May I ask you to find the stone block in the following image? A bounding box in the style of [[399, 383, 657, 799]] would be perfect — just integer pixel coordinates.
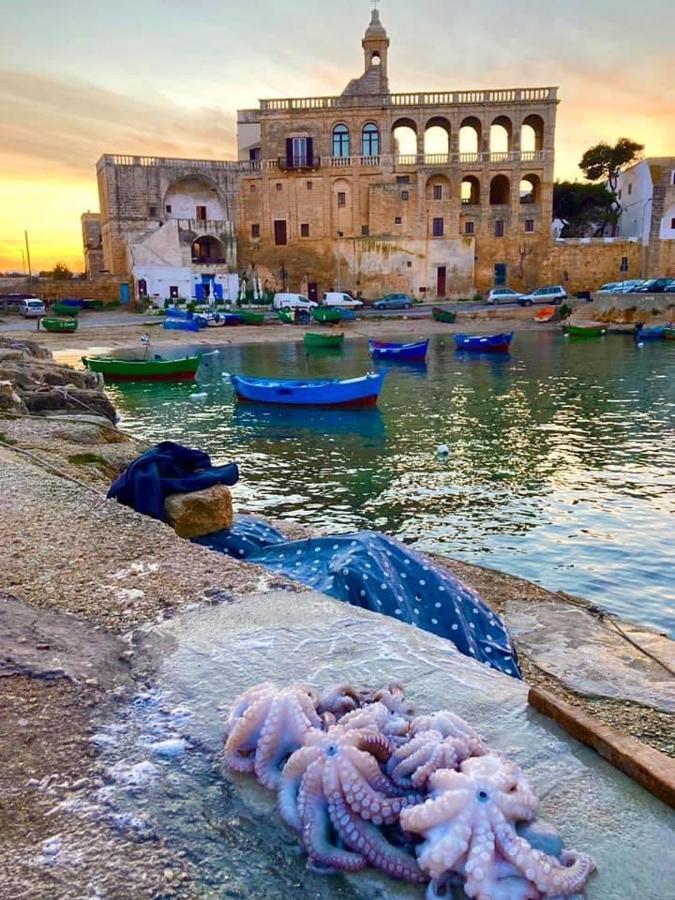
[[164, 484, 234, 538]]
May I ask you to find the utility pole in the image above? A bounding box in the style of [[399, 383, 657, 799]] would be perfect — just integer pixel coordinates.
[[24, 230, 33, 281]]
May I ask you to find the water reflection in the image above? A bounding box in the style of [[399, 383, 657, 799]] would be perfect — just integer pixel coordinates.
[[110, 333, 675, 635]]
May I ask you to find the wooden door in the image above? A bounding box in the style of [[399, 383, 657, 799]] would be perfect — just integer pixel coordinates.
[[436, 266, 447, 297], [308, 282, 318, 302]]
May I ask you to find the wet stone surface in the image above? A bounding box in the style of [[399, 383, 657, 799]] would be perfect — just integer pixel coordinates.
[[91, 591, 675, 900]]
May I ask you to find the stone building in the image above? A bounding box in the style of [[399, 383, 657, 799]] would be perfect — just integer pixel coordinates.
[[95, 154, 242, 300], [616, 157, 675, 278], [236, 9, 558, 298], [81, 212, 105, 278]]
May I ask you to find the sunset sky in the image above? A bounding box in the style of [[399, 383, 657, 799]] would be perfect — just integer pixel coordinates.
[[1, 0, 673, 272]]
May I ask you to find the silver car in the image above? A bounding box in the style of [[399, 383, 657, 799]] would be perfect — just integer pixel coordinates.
[[19, 298, 46, 318], [486, 287, 523, 305]]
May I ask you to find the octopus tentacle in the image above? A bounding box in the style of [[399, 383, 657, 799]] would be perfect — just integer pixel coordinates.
[[495, 818, 595, 897], [223, 703, 264, 772], [278, 745, 319, 831], [463, 821, 497, 898], [415, 810, 475, 880], [337, 755, 405, 826], [329, 792, 426, 883], [299, 758, 366, 872], [254, 697, 320, 789], [353, 730, 393, 763], [401, 782, 470, 833]]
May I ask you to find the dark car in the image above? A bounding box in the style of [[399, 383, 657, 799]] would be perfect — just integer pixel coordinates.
[[372, 293, 413, 310], [630, 278, 675, 293]]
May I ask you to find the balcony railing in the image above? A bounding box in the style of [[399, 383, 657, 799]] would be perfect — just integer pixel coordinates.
[[243, 149, 547, 174], [277, 155, 322, 171], [259, 87, 558, 112]]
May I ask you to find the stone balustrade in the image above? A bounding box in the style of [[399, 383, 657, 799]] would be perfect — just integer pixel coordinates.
[[260, 87, 558, 112]]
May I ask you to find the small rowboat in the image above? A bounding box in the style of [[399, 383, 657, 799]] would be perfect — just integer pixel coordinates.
[[664, 328, 675, 341], [432, 307, 456, 323], [454, 332, 513, 353], [304, 332, 344, 349], [52, 302, 79, 317], [564, 324, 607, 338], [163, 318, 200, 332], [238, 310, 266, 326], [634, 325, 665, 341], [277, 309, 294, 325], [230, 371, 385, 408], [369, 338, 429, 361], [312, 307, 343, 325], [534, 306, 556, 323], [40, 317, 78, 333], [82, 354, 201, 382]]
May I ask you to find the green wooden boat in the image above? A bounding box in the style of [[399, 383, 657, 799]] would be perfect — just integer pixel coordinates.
[[52, 302, 79, 317], [82, 354, 201, 382], [663, 327, 675, 341], [312, 307, 342, 324], [303, 331, 344, 349], [564, 324, 607, 338], [277, 309, 294, 324], [238, 309, 266, 326], [41, 317, 78, 333], [432, 306, 456, 323]]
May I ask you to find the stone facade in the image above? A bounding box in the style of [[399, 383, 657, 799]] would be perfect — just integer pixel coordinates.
[[236, 9, 557, 298], [541, 239, 643, 294], [80, 212, 105, 278], [96, 155, 243, 282]]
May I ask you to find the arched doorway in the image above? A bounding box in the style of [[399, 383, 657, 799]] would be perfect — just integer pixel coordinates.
[[192, 235, 226, 264]]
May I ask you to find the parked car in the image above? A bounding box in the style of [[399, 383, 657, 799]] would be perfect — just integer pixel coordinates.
[[372, 293, 413, 310], [597, 280, 645, 294], [629, 278, 675, 293], [517, 285, 567, 306], [19, 297, 46, 318], [323, 291, 364, 309], [486, 287, 523, 305], [272, 292, 318, 310]]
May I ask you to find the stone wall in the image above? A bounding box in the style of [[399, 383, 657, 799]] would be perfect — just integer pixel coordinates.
[[586, 292, 675, 325], [540, 240, 643, 295], [1, 276, 128, 303]]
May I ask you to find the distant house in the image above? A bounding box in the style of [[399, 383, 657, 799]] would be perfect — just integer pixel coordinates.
[[616, 158, 675, 277]]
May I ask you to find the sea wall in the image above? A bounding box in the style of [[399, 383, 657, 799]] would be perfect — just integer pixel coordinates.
[[586, 291, 675, 324]]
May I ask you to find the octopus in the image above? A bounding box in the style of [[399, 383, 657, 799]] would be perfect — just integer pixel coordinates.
[[223, 682, 322, 789], [278, 725, 426, 882], [388, 710, 487, 789], [400, 755, 596, 899]]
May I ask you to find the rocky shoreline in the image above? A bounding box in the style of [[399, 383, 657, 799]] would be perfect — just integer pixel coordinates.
[[1, 341, 673, 898]]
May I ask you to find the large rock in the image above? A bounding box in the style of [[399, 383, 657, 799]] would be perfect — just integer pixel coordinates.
[[0, 380, 28, 415], [21, 387, 117, 422], [164, 484, 234, 538]]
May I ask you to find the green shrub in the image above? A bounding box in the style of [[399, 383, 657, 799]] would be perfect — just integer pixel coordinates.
[[559, 303, 572, 320]]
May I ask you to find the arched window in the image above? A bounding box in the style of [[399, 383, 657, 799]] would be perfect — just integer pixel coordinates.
[[332, 124, 350, 158], [362, 122, 380, 157]]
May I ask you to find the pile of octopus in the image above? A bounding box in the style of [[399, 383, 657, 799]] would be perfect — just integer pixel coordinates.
[[223, 680, 596, 899]]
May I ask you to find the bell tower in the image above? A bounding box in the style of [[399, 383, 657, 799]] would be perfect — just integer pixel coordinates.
[[362, 6, 390, 80]]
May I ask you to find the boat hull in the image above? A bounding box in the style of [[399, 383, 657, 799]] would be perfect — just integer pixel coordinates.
[[82, 355, 200, 382], [432, 307, 456, 323], [41, 317, 78, 333], [564, 325, 607, 338], [369, 339, 428, 361], [312, 307, 343, 324], [303, 332, 344, 348], [231, 372, 384, 407], [454, 332, 512, 353], [238, 311, 266, 326]]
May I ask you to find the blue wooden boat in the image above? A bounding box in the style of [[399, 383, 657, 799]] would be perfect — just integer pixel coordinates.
[[230, 371, 385, 408], [635, 325, 665, 340], [369, 338, 429, 361], [454, 332, 513, 353], [163, 318, 200, 332]]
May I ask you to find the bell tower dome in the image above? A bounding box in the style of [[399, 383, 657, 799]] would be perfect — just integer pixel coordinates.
[[362, 7, 390, 79]]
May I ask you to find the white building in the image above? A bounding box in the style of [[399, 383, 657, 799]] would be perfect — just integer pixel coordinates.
[[616, 158, 675, 276]]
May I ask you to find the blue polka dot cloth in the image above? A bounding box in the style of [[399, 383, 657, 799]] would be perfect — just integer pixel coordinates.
[[195, 517, 520, 679]]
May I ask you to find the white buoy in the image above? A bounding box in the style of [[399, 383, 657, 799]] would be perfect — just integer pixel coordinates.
[[437, 443, 450, 457], [637, 342, 645, 349], [189, 392, 208, 401]]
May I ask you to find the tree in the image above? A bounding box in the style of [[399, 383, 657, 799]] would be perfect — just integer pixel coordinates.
[[553, 181, 618, 237], [578, 138, 644, 192], [51, 262, 73, 280]]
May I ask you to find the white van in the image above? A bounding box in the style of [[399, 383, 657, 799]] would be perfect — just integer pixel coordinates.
[[323, 291, 363, 309], [272, 292, 317, 311], [19, 297, 46, 318]]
